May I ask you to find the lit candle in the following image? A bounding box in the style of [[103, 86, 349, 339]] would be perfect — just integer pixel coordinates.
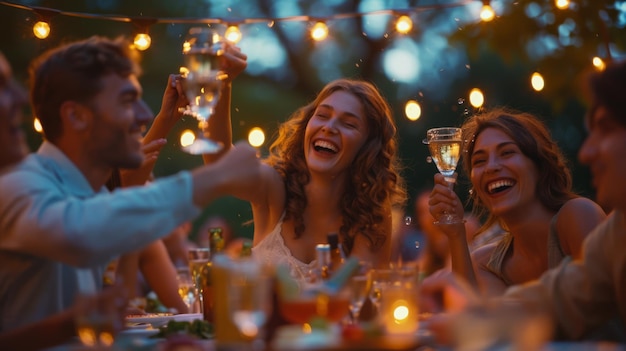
[[380, 283, 419, 335]]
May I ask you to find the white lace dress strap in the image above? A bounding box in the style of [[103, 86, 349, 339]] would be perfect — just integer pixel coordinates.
[[252, 212, 316, 286]]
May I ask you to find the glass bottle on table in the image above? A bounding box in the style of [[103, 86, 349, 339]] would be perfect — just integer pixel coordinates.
[[327, 232, 345, 274], [201, 228, 225, 322], [311, 244, 331, 282]]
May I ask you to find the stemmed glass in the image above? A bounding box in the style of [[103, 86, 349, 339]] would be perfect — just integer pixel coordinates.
[[180, 27, 225, 155], [423, 127, 464, 224], [187, 248, 210, 315], [347, 262, 372, 324], [228, 259, 273, 351]]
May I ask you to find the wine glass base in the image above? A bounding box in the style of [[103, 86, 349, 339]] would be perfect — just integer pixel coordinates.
[[183, 139, 223, 155]]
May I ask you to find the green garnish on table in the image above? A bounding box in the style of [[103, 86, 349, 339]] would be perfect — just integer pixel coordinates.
[[151, 320, 213, 339]]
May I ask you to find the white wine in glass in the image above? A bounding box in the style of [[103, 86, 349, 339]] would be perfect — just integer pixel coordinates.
[[424, 127, 463, 224], [180, 27, 225, 155]]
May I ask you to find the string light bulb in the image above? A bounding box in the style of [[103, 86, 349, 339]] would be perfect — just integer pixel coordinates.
[[248, 127, 266, 148], [531, 72, 545, 91], [480, 0, 495, 22], [31, 7, 59, 39], [555, 0, 570, 10], [404, 100, 421, 121], [131, 18, 157, 51], [133, 33, 151, 51], [33, 21, 50, 39], [469, 88, 485, 108], [592, 57, 606, 71], [395, 15, 413, 34], [225, 25, 242, 43], [310, 21, 329, 41]]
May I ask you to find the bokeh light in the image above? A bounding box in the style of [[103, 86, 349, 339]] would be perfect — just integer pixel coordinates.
[[404, 100, 422, 121], [469, 88, 484, 108], [395, 15, 413, 34], [225, 25, 242, 43], [180, 129, 195, 147], [133, 33, 151, 51], [592, 56, 606, 71], [311, 21, 329, 41], [33, 118, 43, 133], [33, 21, 50, 39], [531, 72, 545, 91], [248, 127, 266, 147]]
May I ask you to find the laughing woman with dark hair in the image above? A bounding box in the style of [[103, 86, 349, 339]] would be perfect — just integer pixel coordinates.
[[427, 107, 606, 296]]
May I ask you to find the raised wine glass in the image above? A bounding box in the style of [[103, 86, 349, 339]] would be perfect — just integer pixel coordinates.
[[180, 27, 225, 155], [424, 127, 463, 224]]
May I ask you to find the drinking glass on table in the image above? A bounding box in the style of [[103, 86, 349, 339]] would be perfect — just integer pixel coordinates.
[[347, 261, 372, 324], [176, 266, 199, 313], [180, 27, 226, 155], [228, 259, 273, 350], [74, 291, 123, 350], [423, 127, 464, 224], [188, 248, 210, 314]]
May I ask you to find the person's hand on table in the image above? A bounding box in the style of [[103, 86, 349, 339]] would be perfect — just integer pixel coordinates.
[[419, 272, 481, 346]]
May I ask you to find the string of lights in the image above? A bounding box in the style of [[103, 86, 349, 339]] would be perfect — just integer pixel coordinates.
[[1, 0, 484, 50], [2, 0, 605, 146]]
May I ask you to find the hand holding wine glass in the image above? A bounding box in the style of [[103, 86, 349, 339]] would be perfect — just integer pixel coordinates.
[[424, 127, 464, 225]]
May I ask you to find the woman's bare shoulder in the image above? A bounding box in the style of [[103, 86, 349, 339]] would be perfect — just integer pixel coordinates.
[[471, 241, 499, 267]]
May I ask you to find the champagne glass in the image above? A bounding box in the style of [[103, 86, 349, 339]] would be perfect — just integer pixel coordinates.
[[347, 262, 372, 324], [228, 259, 273, 350], [187, 248, 210, 314], [424, 127, 463, 224], [176, 266, 198, 313], [180, 27, 225, 155]]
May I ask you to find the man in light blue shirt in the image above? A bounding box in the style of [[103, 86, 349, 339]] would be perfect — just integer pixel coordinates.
[[0, 36, 256, 332]]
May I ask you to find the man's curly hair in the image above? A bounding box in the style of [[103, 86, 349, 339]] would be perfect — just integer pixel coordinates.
[[266, 78, 406, 254]]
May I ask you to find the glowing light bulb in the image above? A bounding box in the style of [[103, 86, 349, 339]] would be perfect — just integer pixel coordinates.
[[531, 72, 545, 91], [225, 25, 242, 43], [480, 4, 495, 22], [33, 118, 43, 133], [469, 88, 485, 108], [405, 100, 421, 121], [395, 15, 413, 34], [393, 303, 410, 321], [33, 21, 50, 39], [248, 127, 265, 148], [555, 0, 570, 9], [592, 57, 606, 71], [133, 33, 151, 51], [311, 22, 328, 41], [180, 130, 196, 147]]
